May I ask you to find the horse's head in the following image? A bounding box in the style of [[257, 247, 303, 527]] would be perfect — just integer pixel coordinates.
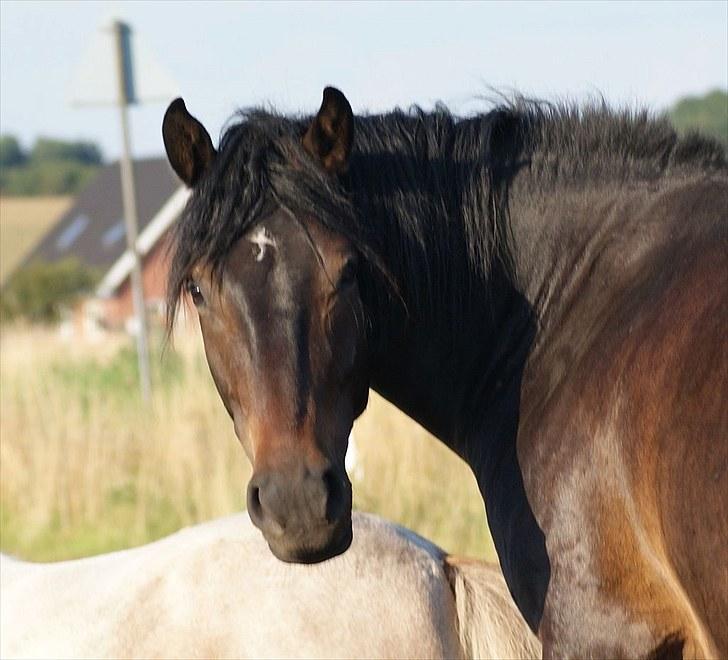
[[162, 89, 370, 563]]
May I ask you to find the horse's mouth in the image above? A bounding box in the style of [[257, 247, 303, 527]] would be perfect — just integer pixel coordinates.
[[266, 519, 353, 564]]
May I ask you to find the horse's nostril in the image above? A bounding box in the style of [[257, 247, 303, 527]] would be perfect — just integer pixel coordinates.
[[248, 476, 286, 537], [247, 483, 263, 526], [323, 468, 344, 523]]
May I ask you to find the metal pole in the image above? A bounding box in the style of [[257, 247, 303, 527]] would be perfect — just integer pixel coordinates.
[[114, 20, 151, 403]]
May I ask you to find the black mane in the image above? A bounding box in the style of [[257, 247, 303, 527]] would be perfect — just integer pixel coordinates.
[[166, 99, 726, 329]]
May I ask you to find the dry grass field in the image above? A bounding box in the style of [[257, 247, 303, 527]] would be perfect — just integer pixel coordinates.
[[0, 324, 495, 563], [0, 196, 71, 283]]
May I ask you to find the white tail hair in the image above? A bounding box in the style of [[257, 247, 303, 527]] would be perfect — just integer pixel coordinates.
[[445, 557, 542, 659]]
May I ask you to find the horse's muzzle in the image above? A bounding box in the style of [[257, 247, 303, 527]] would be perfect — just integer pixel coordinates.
[[246, 464, 353, 563]]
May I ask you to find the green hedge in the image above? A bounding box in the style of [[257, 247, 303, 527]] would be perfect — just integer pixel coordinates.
[[1, 259, 99, 324]]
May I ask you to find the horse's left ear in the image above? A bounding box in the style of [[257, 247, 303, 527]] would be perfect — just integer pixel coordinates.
[[162, 98, 216, 187], [303, 87, 353, 175]]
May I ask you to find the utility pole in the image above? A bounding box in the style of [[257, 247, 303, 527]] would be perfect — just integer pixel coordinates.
[[113, 20, 151, 403], [71, 18, 177, 402]]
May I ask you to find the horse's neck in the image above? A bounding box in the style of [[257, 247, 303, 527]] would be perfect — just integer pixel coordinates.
[[365, 238, 547, 629], [367, 259, 534, 451], [364, 177, 664, 629], [364, 182, 589, 447]]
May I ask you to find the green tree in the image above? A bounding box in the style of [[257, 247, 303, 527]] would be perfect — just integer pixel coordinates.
[[0, 135, 103, 195], [669, 89, 728, 145], [1, 161, 99, 195], [30, 138, 102, 166], [0, 135, 26, 168]]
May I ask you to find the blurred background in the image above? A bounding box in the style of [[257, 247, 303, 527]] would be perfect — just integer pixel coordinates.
[[1, 1, 726, 563]]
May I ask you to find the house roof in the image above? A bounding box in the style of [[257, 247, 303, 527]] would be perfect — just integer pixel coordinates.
[[96, 185, 190, 296], [18, 157, 181, 277]]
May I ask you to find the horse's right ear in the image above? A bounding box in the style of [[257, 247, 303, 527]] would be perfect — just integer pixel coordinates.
[[303, 87, 353, 175], [162, 98, 216, 187]]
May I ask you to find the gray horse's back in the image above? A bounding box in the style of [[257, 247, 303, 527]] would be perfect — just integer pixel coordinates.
[[1, 513, 538, 659]]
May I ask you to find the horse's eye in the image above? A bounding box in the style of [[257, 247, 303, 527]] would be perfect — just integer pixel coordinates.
[[339, 258, 358, 290], [187, 281, 205, 306]]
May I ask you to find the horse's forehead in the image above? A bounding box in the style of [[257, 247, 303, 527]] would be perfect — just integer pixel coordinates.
[[247, 226, 278, 262], [253, 209, 312, 253], [243, 210, 350, 274], [212, 210, 350, 313], [219, 213, 304, 274], [213, 215, 315, 313]]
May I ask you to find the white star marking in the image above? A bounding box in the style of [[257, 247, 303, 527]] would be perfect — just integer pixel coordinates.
[[248, 227, 277, 262]]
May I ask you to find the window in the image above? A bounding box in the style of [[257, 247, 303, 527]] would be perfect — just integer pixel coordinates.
[[55, 214, 89, 251], [102, 220, 126, 248]]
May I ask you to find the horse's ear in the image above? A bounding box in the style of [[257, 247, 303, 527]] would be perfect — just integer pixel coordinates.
[[162, 98, 216, 187], [303, 87, 353, 175]]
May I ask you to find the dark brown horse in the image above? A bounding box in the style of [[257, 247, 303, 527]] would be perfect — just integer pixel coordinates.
[[162, 88, 727, 658]]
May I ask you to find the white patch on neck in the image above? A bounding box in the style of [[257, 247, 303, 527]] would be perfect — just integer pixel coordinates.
[[248, 227, 277, 262]]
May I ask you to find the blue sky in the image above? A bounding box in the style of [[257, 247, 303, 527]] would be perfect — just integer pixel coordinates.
[[1, 1, 726, 161]]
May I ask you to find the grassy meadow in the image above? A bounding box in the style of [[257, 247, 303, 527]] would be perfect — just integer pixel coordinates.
[[0, 324, 495, 563], [0, 196, 72, 283]]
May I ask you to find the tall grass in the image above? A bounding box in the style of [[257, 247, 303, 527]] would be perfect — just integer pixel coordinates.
[[0, 325, 494, 562]]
